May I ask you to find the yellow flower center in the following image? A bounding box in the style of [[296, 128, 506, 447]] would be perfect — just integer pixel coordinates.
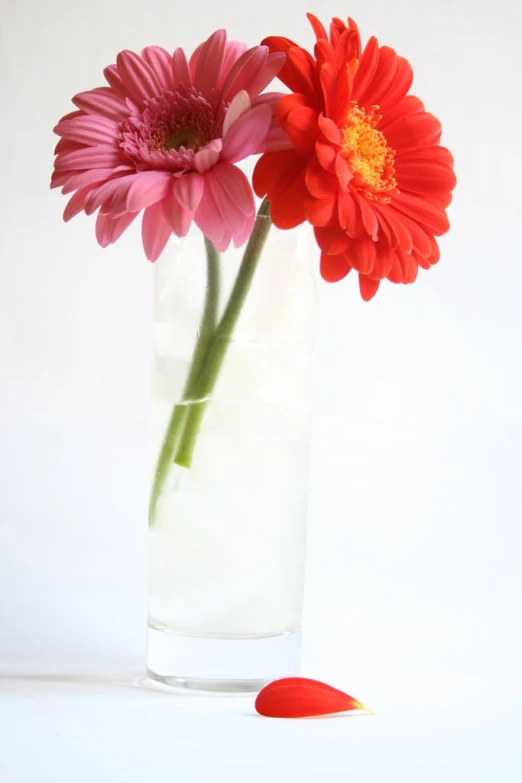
[[341, 105, 396, 196]]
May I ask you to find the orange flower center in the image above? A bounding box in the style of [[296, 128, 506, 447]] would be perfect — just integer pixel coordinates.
[[341, 105, 396, 197]]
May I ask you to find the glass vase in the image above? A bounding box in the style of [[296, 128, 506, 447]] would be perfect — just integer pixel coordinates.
[[147, 213, 317, 692]]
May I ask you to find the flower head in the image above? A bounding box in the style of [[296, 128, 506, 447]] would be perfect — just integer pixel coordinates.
[[253, 15, 456, 300], [52, 31, 286, 259]]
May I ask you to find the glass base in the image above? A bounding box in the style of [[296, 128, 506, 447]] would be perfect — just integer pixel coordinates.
[[145, 672, 268, 694], [147, 623, 301, 694]]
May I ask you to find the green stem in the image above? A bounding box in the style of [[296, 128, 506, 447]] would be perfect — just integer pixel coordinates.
[[174, 199, 272, 469], [148, 238, 220, 526]]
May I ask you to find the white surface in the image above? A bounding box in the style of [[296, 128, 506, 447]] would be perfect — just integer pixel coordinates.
[[1, 657, 520, 782], [1, 0, 522, 780]]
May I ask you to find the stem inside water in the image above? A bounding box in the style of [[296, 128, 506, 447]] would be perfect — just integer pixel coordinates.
[[174, 199, 272, 469], [148, 238, 220, 526]]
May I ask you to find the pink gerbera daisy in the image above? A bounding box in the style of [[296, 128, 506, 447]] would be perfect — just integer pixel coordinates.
[[51, 30, 287, 259]]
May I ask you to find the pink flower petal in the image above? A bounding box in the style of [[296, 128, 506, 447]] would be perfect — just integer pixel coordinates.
[[205, 163, 255, 245], [163, 193, 192, 237], [223, 90, 251, 136], [173, 172, 204, 212], [116, 50, 162, 105], [52, 168, 81, 189], [244, 52, 286, 98], [188, 42, 204, 83], [95, 211, 113, 247], [232, 214, 255, 248], [219, 40, 248, 89], [251, 91, 284, 111], [103, 64, 128, 100], [125, 171, 172, 213], [172, 47, 191, 88], [259, 126, 293, 153], [54, 145, 127, 172], [141, 46, 174, 91], [194, 139, 223, 173], [142, 201, 172, 261], [103, 176, 136, 216], [54, 138, 84, 156], [207, 169, 248, 235], [221, 47, 266, 102], [108, 211, 139, 243], [252, 93, 290, 153], [84, 174, 135, 215], [194, 29, 227, 97], [213, 232, 233, 252], [63, 185, 94, 222], [57, 110, 84, 123], [61, 168, 123, 195], [251, 91, 289, 152], [53, 115, 119, 146], [210, 162, 255, 216], [72, 87, 128, 122], [221, 104, 272, 163], [96, 210, 138, 247], [194, 186, 226, 244], [221, 46, 284, 102]]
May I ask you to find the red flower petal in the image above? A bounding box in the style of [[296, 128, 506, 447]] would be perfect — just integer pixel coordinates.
[[371, 239, 396, 278], [314, 223, 350, 254], [282, 106, 319, 156], [304, 195, 336, 227], [338, 189, 362, 236], [335, 27, 360, 70], [335, 153, 351, 191], [351, 235, 377, 275], [278, 93, 316, 125], [359, 275, 380, 301], [383, 111, 442, 150], [395, 144, 454, 168], [392, 192, 450, 235], [315, 39, 337, 70], [319, 61, 337, 118], [284, 46, 322, 103], [352, 36, 379, 102], [253, 149, 305, 199], [378, 94, 425, 130], [354, 192, 379, 240], [307, 12, 328, 42], [306, 155, 337, 199], [379, 57, 413, 115], [320, 251, 351, 283], [255, 678, 372, 718], [395, 159, 457, 194], [318, 113, 341, 145], [358, 46, 399, 110], [316, 137, 337, 171], [269, 169, 308, 229], [264, 38, 321, 103]]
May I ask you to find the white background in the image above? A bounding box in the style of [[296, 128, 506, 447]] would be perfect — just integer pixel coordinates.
[[1, 0, 522, 780]]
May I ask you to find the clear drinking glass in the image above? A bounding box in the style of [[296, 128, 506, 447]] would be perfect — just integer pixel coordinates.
[[147, 218, 317, 692]]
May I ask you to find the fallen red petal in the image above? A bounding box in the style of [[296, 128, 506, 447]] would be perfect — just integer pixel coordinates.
[[255, 677, 373, 718]]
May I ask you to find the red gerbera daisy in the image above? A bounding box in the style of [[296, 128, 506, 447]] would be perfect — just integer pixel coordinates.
[[253, 14, 456, 300]]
